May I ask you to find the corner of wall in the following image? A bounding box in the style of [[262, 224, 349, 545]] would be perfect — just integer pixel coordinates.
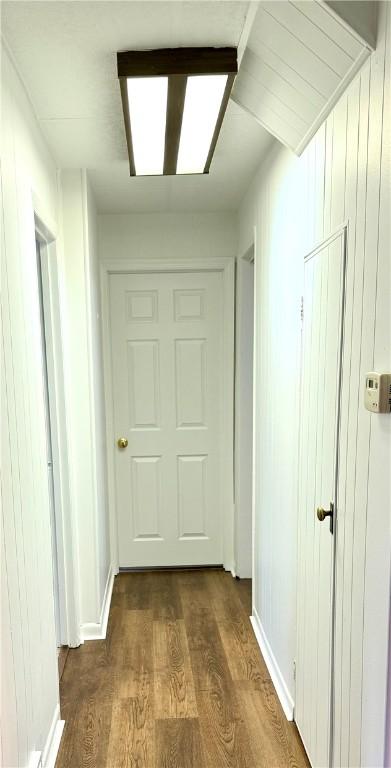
[[80, 564, 115, 642], [59, 169, 111, 629]]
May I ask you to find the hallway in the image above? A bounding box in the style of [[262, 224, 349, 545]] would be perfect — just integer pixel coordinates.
[[2, 3, 391, 766], [56, 570, 308, 767]]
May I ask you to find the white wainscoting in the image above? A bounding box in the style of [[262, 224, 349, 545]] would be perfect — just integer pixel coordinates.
[[1, 44, 112, 766], [1, 43, 62, 768], [239, 4, 391, 765]]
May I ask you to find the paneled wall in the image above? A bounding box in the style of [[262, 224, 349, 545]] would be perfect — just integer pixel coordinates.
[[238, 3, 390, 765], [1, 46, 60, 766], [1, 48, 113, 765]]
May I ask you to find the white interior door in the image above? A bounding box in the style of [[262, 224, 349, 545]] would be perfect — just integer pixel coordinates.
[[109, 270, 225, 568], [296, 230, 346, 767]]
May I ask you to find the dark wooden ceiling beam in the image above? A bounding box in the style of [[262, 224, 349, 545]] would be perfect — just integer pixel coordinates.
[[204, 73, 236, 174], [119, 78, 136, 175], [117, 47, 237, 78], [163, 75, 187, 175]]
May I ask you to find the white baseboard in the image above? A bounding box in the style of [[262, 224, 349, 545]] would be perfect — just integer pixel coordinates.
[[250, 608, 295, 721], [235, 563, 252, 579], [28, 750, 42, 768], [80, 564, 115, 642], [41, 704, 65, 768]]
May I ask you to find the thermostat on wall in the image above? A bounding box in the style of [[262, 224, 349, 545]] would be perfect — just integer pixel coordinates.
[[364, 372, 391, 413]]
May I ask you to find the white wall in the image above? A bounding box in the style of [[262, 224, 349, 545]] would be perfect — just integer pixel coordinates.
[[85, 179, 111, 606], [98, 212, 238, 262], [60, 170, 111, 635], [1, 44, 112, 765], [239, 3, 390, 766], [1, 44, 61, 767], [241, 139, 303, 706]]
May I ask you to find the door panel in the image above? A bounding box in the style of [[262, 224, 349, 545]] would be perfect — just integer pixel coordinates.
[[296, 230, 346, 767], [109, 270, 224, 567], [128, 340, 160, 429], [177, 454, 208, 538], [175, 338, 207, 428], [131, 455, 162, 540]]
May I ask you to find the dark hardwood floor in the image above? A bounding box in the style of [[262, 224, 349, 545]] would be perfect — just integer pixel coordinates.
[[56, 569, 309, 768]]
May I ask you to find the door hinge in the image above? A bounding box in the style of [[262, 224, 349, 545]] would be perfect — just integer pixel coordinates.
[[293, 659, 296, 680], [300, 296, 304, 326]]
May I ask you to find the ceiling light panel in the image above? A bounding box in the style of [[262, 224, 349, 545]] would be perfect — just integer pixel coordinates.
[[127, 77, 168, 175], [177, 74, 228, 175], [117, 48, 237, 177]]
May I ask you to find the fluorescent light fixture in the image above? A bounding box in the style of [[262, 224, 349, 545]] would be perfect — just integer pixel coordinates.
[[177, 74, 228, 174], [117, 48, 237, 176], [127, 77, 168, 175]]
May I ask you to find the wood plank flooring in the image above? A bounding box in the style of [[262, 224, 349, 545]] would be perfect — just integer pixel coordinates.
[[56, 570, 309, 768]]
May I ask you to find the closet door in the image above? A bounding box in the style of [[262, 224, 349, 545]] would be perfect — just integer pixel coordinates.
[[296, 229, 346, 767]]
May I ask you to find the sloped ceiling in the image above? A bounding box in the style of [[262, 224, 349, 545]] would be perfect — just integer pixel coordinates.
[[233, 0, 376, 155]]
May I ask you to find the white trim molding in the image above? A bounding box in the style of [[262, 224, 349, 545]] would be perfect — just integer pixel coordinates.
[[251, 224, 258, 606], [234, 236, 256, 579], [33, 190, 81, 648], [41, 705, 65, 768], [251, 608, 295, 721], [80, 564, 115, 642], [100, 256, 235, 574], [28, 751, 42, 768]]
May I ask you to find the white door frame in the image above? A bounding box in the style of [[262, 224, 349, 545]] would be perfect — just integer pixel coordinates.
[[251, 225, 258, 612], [33, 194, 80, 647], [100, 257, 235, 574], [234, 242, 255, 579], [238, 226, 259, 610]]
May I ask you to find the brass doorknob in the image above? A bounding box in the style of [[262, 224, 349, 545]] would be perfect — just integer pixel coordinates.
[[117, 437, 128, 449], [316, 502, 334, 533]]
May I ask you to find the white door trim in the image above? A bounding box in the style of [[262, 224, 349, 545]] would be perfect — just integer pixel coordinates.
[[100, 257, 235, 573], [33, 192, 80, 647], [251, 225, 258, 611], [234, 239, 255, 579]]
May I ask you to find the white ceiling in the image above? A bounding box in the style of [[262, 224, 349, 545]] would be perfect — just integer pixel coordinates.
[[2, 1, 275, 212]]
